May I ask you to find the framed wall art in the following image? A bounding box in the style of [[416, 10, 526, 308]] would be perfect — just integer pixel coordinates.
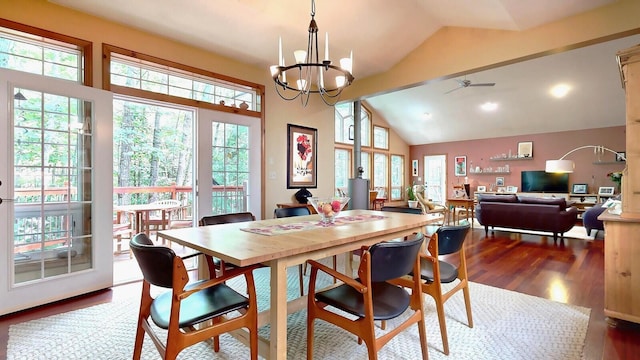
[[287, 124, 317, 189], [412, 159, 419, 176], [616, 151, 626, 162], [598, 186, 615, 196], [496, 177, 505, 186], [518, 141, 533, 158], [454, 155, 467, 176]]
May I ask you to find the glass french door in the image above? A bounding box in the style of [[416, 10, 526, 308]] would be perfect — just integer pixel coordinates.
[[424, 155, 446, 204], [0, 68, 113, 315], [196, 108, 262, 220]]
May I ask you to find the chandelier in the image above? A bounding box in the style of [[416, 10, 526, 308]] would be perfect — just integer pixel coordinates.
[[270, 0, 354, 107]]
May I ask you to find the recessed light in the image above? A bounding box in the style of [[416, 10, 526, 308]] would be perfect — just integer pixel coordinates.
[[423, 112, 432, 119], [480, 102, 498, 111], [550, 84, 571, 98]]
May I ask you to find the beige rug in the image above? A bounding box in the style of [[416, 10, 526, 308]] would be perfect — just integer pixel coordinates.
[[472, 219, 598, 240], [8, 265, 590, 360]]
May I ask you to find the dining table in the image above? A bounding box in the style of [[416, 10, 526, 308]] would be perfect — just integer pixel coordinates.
[[114, 202, 181, 236], [157, 209, 442, 360]]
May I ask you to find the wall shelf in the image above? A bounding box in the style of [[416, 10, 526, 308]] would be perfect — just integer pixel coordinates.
[[489, 157, 533, 161], [468, 170, 510, 175], [593, 161, 625, 165]]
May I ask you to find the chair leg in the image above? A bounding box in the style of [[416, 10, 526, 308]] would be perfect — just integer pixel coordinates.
[[434, 296, 450, 355], [298, 264, 305, 297], [462, 283, 474, 328], [332, 255, 337, 284]]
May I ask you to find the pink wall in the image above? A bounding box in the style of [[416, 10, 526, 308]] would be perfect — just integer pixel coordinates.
[[411, 126, 626, 197]]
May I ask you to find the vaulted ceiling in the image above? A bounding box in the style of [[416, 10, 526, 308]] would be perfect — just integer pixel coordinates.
[[51, 0, 636, 144]]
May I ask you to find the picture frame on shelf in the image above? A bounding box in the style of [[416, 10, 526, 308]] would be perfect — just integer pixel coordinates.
[[412, 159, 419, 176], [454, 155, 467, 176], [496, 176, 505, 186], [476, 185, 486, 192], [517, 141, 533, 158], [616, 151, 626, 162], [287, 124, 317, 189], [572, 183, 588, 194], [506, 186, 518, 193], [598, 186, 615, 196]]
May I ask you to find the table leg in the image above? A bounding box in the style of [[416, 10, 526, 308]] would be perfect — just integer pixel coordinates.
[[270, 259, 288, 360]]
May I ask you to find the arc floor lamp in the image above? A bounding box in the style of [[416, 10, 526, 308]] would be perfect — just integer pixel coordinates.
[[545, 145, 627, 173]]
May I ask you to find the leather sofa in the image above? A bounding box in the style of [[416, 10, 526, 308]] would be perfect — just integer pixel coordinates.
[[475, 194, 578, 241]]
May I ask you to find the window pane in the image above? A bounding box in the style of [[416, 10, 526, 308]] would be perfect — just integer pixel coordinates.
[[373, 126, 389, 150], [335, 149, 351, 195], [360, 152, 371, 181], [373, 153, 388, 191], [390, 155, 404, 200]]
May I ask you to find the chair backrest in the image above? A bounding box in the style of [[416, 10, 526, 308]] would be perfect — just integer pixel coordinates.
[[199, 212, 256, 226], [435, 223, 470, 255], [369, 191, 378, 202], [380, 206, 423, 214], [130, 233, 176, 288], [368, 232, 424, 282], [151, 199, 182, 206], [274, 206, 311, 218]]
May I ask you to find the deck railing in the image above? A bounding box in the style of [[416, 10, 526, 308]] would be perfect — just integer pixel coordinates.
[[12, 184, 248, 253]]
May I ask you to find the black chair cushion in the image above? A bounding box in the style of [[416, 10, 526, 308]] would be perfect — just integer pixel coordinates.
[[418, 258, 459, 284], [315, 281, 410, 321], [150, 280, 249, 329]]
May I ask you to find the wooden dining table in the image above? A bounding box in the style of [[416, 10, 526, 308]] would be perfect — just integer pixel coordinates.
[[158, 209, 441, 360]]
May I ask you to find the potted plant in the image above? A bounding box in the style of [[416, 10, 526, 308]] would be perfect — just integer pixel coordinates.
[[406, 186, 419, 208]]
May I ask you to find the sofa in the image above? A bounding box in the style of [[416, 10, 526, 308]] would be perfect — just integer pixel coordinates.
[[583, 203, 606, 237], [475, 194, 578, 241]]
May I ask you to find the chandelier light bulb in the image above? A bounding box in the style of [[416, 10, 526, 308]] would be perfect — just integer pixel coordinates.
[[294, 50, 307, 64], [336, 76, 346, 88]]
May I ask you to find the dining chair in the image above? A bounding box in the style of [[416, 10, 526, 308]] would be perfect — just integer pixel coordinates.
[[368, 190, 379, 210], [113, 210, 133, 258], [199, 212, 256, 276], [146, 199, 182, 242], [392, 223, 473, 355], [273, 206, 316, 296], [306, 233, 428, 360], [130, 233, 258, 360]]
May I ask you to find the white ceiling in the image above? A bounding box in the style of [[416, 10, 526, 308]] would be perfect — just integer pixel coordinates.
[[50, 0, 634, 144]]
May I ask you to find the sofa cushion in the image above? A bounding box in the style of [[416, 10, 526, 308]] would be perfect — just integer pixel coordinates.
[[477, 194, 518, 203], [518, 196, 566, 210]]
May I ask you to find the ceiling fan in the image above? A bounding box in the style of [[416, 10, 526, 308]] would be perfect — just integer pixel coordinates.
[[445, 78, 496, 94]]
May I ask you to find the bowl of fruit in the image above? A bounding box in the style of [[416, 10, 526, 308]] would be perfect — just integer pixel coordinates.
[[308, 197, 350, 224]]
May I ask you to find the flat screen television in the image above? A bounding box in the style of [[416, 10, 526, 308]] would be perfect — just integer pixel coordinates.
[[520, 170, 569, 193]]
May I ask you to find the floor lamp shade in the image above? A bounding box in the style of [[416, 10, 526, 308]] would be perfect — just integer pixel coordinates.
[[545, 159, 575, 173]]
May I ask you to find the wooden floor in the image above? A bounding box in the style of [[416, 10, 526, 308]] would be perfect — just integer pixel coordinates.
[[1, 227, 640, 359]]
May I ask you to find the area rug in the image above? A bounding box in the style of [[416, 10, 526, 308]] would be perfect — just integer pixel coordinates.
[[8, 268, 590, 360], [472, 219, 597, 241]]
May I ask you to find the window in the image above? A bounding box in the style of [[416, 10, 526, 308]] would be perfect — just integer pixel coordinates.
[[0, 19, 91, 84], [334, 149, 351, 195], [390, 155, 404, 200], [373, 153, 388, 196], [103, 44, 264, 115], [334, 102, 371, 146], [373, 126, 389, 150]]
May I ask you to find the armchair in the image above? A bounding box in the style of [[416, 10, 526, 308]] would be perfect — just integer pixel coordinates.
[[414, 185, 449, 224]]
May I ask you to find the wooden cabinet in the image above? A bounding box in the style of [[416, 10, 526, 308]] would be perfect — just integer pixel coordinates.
[[600, 44, 640, 325], [600, 212, 640, 324]]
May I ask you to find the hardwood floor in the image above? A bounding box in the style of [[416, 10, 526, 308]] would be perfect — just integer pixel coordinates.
[[1, 227, 639, 359]]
